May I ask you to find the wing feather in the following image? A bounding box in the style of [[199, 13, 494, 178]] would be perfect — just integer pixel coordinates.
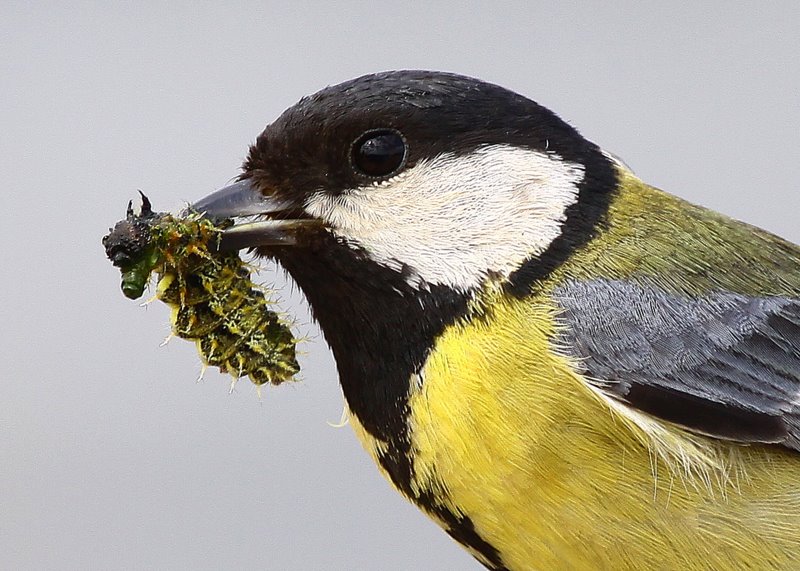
[[554, 280, 800, 450]]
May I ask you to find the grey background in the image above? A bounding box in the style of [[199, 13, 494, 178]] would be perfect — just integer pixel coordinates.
[[2, 2, 798, 569]]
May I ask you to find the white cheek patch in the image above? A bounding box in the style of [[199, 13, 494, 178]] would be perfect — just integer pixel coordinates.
[[304, 144, 584, 291]]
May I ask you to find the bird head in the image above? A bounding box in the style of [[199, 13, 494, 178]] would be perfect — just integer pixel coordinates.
[[193, 70, 617, 438], [196, 70, 616, 296]]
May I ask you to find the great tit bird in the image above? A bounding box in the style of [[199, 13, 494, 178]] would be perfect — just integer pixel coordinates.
[[193, 71, 800, 570]]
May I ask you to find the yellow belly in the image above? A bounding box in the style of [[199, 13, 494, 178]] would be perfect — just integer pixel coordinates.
[[351, 293, 800, 570]]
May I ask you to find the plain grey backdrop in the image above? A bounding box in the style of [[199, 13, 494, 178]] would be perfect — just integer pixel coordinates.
[[2, 2, 798, 569]]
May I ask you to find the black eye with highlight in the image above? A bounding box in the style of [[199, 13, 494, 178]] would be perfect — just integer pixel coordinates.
[[350, 129, 407, 178]]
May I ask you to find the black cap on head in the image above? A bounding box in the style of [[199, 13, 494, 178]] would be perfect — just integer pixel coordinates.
[[243, 70, 599, 202]]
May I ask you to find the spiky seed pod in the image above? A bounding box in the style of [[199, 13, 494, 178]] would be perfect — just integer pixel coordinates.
[[103, 197, 299, 387]]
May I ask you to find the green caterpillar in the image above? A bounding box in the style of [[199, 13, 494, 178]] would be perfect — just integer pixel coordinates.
[[103, 195, 299, 387]]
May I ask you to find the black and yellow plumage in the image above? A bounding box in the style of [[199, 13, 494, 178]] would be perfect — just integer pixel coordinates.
[[185, 71, 800, 569]]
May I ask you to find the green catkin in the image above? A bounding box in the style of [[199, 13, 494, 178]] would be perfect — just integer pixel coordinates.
[[103, 202, 299, 387]]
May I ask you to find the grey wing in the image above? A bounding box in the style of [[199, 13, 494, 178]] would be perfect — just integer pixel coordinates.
[[553, 278, 800, 451]]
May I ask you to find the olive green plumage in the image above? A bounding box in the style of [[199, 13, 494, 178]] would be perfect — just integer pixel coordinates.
[[559, 170, 800, 297]]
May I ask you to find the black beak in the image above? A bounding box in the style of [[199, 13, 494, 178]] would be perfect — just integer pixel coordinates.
[[191, 179, 319, 251]]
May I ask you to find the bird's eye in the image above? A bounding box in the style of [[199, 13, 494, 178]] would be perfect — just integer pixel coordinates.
[[351, 129, 407, 178]]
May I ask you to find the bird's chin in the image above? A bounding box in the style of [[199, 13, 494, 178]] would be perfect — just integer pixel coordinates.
[[191, 179, 322, 251]]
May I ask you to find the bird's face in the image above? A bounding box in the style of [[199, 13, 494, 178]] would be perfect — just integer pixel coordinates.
[[196, 71, 615, 297], [193, 71, 617, 441]]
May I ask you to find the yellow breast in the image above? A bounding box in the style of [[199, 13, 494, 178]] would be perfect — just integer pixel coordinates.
[[351, 291, 800, 570]]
